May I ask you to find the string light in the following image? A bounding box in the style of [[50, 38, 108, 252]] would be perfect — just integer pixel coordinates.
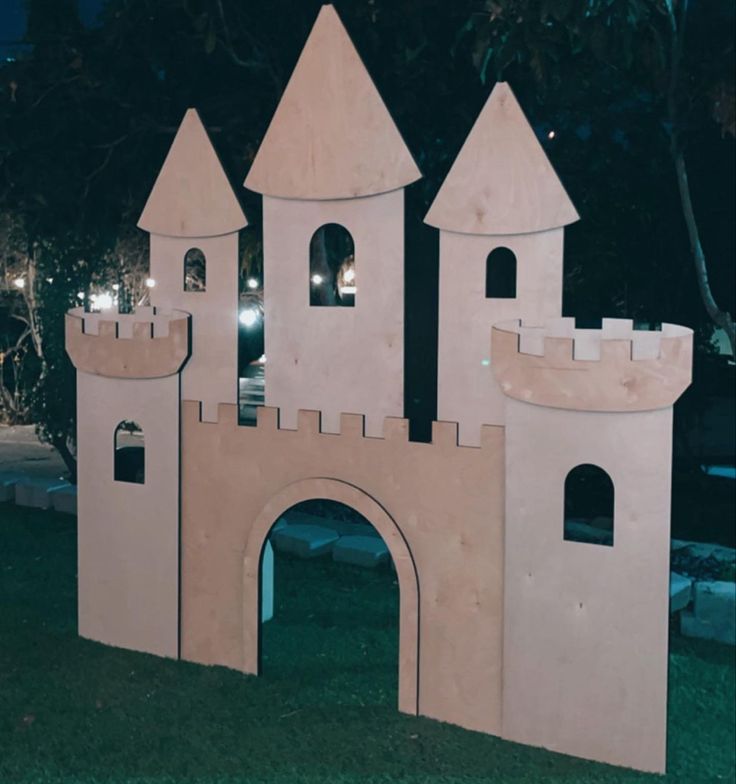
[[145, 278, 156, 288], [247, 277, 259, 289], [311, 274, 323, 285], [239, 308, 259, 328], [13, 278, 25, 289]]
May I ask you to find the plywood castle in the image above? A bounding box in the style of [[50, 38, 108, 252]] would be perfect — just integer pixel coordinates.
[[65, 4, 694, 774]]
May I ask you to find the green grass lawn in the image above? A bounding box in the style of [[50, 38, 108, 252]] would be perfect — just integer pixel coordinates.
[[1, 504, 734, 784]]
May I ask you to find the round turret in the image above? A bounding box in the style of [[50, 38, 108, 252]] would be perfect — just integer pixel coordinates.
[[65, 306, 191, 379], [491, 317, 693, 412]]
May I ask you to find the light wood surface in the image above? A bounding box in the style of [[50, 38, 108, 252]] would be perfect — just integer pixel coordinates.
[[138, 108, 247, 237], [425, 82, 579, 235], [244, 5, 421, 199]]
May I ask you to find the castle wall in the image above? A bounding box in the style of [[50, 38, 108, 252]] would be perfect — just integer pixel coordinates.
[[262, 191, 404, 437], [180, 401, 505, 736], [437, 228, 563, 445], [501, 399, 673, 773], [149, 232, 239, 422], [76, 370, 180, 658]]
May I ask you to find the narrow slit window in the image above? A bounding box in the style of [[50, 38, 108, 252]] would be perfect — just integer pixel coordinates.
[[564, 464, 614, 546], [485, 247, 517, 298], [184, 248, 206, 292], [309, 224, 355, 307], [114, 421, 145, 484]]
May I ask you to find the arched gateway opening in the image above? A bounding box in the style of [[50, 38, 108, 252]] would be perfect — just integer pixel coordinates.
[[242, 479, 420, 715]]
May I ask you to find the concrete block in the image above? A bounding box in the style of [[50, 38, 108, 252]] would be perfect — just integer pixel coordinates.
[[278, 509, 377, 538], [671, 540, 735, 564], [14, 477, 71, 510], [681, 581, 736, 645], [670, 572, 692, 613], [333, 535, 389, 568], [262, 540, 274, 622], [0, 471, 26, 503], [50, 483, 78, 515], [270, 524, 339, 558]]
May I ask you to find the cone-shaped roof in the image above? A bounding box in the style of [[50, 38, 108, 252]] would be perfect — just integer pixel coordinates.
[[244, 4, 421, 200], [425, 82, 579, 235], [138, 109, 247, 237]]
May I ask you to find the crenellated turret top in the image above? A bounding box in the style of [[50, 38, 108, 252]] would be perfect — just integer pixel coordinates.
[[491, 317, 693, 412]]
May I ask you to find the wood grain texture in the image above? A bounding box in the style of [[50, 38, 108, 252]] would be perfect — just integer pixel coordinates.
[[138, 108, 247, 238], [425, 82, 579, 235], [180, 401, 505, 735], [65, 308, 191, 379], [244, 5, 421, 199], [436, 229, 564, 444], [502, 400, 673, 773], [491, 318, 693, 412]]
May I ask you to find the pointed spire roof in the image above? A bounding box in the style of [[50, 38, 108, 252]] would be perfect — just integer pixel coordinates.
[[425, 82, 579, 235], [244, 4, 421, 200], [138, 109, 247, 238]]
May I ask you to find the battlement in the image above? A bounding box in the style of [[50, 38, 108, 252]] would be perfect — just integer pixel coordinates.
[[182, 400, 503, 452], [491, 317, 693, 412], [65, 306, 191, 379]]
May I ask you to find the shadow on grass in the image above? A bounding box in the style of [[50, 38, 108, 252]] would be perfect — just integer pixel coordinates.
[[1, 504, 734, 783]]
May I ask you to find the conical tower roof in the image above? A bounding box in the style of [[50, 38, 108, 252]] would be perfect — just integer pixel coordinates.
[[244, 4, 421, 200], [425, 82, 579, 235], [138, 109, 247, 238]]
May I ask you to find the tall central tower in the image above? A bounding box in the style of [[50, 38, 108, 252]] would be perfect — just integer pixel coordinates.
[[245, 4, 421, 437]]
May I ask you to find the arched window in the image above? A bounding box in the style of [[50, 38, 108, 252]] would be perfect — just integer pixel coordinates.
[[485, 247, 517, 299], [564, 464, 614, 546], [114, 421, 145, 484], [184, 248, 206, 292], [309, 223, 355, 307]]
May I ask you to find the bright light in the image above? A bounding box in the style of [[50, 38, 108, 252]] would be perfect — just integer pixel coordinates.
[[311, 274, 323, 285], [112, 283, 120, 291], [92, 293, 114, 310], [145, 278, 156, 288], [340, 285, 357, 295], [77, 292, 85, 300], [239, 308, 259, 328], [344, 268, 355, 283], [46, 277, 53, 284], [13, 278, 25, 289], [481, 358, 491, 366], [547, 130, 556, 140], [247, 277, 259, 289]]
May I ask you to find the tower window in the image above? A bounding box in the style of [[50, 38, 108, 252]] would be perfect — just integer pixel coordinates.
[[184, 248, 206, 292], [309, 223, 355, 307], [563, 464, 614, 546], [114, 421, 145, 484], [485, 247, 517, 299]]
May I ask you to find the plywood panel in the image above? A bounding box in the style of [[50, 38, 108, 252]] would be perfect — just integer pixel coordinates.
[[244, 5, 420, 199], [76, 371, 180, 658], [150, 233, 239, 422], [502, 400, 673, 772], [492, 319, 693, 412], [263, 191, 404, 437], [138, 108, 247, 238], [436, 229, 564, 444], [180, 401, 505, 736], [425, 82, 579, 235]]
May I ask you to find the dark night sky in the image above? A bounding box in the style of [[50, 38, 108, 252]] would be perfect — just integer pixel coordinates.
[[1, 0, 106, 57]]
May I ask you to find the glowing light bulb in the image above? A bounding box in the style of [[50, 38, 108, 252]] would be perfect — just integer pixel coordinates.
[[95, 293, 114, 310], [145, 278, 156, 288], [311, 274, 323, 285], [247, 277, 259, 289], [77, 292, 85, 300], [547, 130, 556, 140], [112, 283, 120, 291], [344, 268, 355, 283], [13, 278, 25, 289], [239, 308, 259, 328]]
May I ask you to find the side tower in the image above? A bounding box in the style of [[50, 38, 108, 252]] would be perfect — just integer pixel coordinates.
[[425, 83, 579, 445], [245, 4, 421, 436], [138, 108, 247, 423], [65, 307, 190, 657], [493, 318, 693, 772]]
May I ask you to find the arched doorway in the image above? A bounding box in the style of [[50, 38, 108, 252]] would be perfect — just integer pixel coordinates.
[[242, 478, 419, 715]]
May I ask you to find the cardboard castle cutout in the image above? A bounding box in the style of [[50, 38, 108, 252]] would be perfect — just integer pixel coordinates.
[[65, 5, 693, 775]]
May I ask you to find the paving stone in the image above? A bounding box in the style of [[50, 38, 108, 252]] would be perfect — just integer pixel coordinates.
[[278, 509, 377, 538], [681, 580, 736, 645], [50, 484, 78, 515], [270, 524, 339, 558], [0, 471, 26, 503], [15, 477, 72, 510], [262, 540, 274, 623], [670, 540, 735, 564], [670, 572, 692, 613], [333, 535, 390, 568]]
